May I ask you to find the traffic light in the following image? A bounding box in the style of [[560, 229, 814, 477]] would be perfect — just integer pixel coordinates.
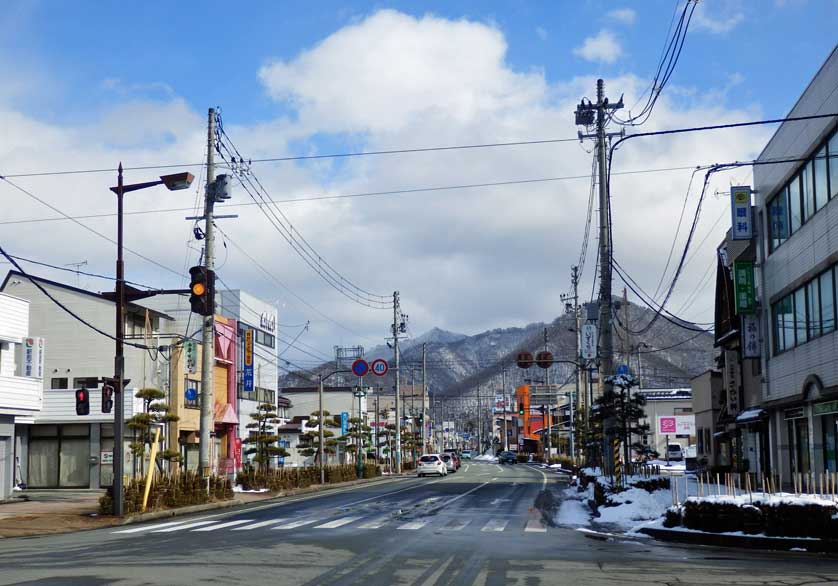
[[189, 266, 215, 316], [75, 388, 90, 416], [518, 407, 525, 416], [102, 384, 114, 414]]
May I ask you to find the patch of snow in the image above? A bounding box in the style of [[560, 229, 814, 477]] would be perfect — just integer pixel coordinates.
[[596, 488, 673, 530], [789, 547, 808, 552], [232, 485, 270, 493], [557, 499, 591, 527]]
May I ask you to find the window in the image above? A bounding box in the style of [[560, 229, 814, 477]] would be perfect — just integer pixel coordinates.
[[51, 377, 68, 389], [255, 330, 275, 349], [794, 288, 808, 345], [822, 269, 836, 334], [73, 377, 99, 389], [830, 131, 838, 200], [772, 294, 793, 353], [807, 279, 821, 339], [768, 188, 789, 251], [802, 161, 815, 221], [185, 380, 200, 409], [814, 145, 828, 212], [789, 174, 803, 232]]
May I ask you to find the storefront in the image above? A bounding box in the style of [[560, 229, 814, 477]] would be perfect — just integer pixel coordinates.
[[784, 406, 810, 477], [815, 400, 838, 473]]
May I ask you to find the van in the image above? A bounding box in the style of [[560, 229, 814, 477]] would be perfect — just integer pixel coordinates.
[[666, 443, 684, 461]]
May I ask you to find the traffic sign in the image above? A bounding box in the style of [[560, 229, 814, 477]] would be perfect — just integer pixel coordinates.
[[185, 387, 197, 402], [371, 358, 389, 377], [616, 364, 630, 376], [351, 359, 370, 377]]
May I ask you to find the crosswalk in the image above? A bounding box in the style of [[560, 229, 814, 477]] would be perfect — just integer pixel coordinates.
[[113, 515, 548, 536]]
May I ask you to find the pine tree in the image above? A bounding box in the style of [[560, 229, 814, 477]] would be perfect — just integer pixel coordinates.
[[298, 411, 340, 466], [126, 387, 180, 476], [243, 403, 289, 473], [591, 374, 654, 467]]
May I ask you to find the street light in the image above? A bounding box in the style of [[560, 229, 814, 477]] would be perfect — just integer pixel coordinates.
[[354, 387, 367, 479], [109, 163, 194, 517]]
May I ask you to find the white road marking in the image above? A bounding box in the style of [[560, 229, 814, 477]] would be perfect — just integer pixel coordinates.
[[440, 519, 470, 531], [358, 517, 390, 529], [528, 464, 549, 489], [192, 519, 253, 532], [398, 520, 430, 530], [314, 516, 362, 529], [153, 520, 217, 533], [272, 518, 322, 530], [495, 465, 504, 473], [464, 464, 470, 473], [490, 498, 510, 505], [524, 519, 547, 533], [232, 519, 288, 531], [113, 520, 195, 534], [481, 519, 507, 532]]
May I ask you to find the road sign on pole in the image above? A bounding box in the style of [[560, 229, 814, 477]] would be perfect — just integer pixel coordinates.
[[616, 364, 630, 376], [351, 359, 370, 377], [371, 359, 389, 377]]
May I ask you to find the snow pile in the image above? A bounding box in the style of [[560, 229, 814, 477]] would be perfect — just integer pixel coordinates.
[[473, 454, 498, 463], [596, 487, 673, 529], [232, 485, 270, 493], [685, 492, 838, 508], [557, 499, 590, 526]]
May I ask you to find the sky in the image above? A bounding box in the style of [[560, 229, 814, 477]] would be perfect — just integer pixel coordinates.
[[1, 0, 836, 367]]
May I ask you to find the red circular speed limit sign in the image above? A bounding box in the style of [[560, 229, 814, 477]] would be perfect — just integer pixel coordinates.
[[371, 359, 389, 376]]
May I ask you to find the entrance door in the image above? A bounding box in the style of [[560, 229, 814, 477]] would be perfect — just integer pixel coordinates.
[[788, 418, 810, 475], [27, 424, 90, 488]]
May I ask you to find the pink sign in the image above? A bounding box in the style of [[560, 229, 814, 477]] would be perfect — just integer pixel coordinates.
[[659, 417, 676, 434]]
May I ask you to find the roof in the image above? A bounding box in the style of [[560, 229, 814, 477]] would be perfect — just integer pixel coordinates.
[[1, 270, 174, 320], [281, 386, 359, 394], [638, 389, 692, 401], [736, 407, 768, 424], [277, 423, 302, 433]]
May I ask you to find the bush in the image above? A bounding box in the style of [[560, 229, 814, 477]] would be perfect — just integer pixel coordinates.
[[236, 464, 381, 491], [99, 471, 233, 515], [630, 477, 670, 493], [677, 498, 838, 537]]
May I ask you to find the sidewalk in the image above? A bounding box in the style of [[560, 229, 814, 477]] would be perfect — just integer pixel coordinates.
[[0, 475, 402, 539]]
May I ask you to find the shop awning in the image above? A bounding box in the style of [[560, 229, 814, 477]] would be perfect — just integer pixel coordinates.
[[214, 403, 239, 425], [713, 430, 730, 439], [735, 407, 767, 424]]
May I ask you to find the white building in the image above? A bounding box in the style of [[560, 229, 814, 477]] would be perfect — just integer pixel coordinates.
[[0, 292, 43, 498], [755, 47, 838, 484], [1, 271, 176, 488]]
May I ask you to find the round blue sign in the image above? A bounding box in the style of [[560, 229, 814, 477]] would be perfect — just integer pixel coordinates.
[[616, 364, 630, 376], [351, 359, 370, 377], [185, 387, 197, 401]]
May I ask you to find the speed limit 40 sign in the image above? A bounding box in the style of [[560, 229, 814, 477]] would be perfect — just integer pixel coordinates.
[[371, 359, 389, 376]]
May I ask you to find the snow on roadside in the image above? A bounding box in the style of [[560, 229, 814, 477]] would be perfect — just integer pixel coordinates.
[[557, 499, 590, 526], [595, 487, 672, 531], [232, 486, 270, 493]]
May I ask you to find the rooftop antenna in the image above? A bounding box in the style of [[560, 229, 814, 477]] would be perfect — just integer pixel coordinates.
[[65, 260, 88, 287]]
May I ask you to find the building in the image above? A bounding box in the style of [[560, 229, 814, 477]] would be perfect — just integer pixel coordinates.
[[0, 292, 43, 498], [637, 388, 694, 457], [754, 47, 838, 485], [692, 370, 724, 469]]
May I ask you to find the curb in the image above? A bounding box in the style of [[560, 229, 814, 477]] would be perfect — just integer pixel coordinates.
[[639, 527, 838, 553], [115, 474, 405, 526]]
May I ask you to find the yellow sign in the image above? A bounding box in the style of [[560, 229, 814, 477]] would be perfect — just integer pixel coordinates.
[[244, 329, 253, 367], [733, 188, 749, 203]]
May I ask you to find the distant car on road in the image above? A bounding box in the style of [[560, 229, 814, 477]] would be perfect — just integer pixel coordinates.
[[497, 451, 516, 465], [417, 454, 447, 477], [440, 453, 457, 473], [442, 449, 461, 470], [666, 443, 684, 462], [460, 450, 472, 460]]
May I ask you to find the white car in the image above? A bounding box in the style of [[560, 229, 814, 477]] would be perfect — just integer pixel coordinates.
[[666, 443, 684, 461], [440, 453, 457, 473], [417, 454, 448, 477]]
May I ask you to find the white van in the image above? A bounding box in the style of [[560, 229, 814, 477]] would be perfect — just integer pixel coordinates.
[[666, 443, 684, 461]]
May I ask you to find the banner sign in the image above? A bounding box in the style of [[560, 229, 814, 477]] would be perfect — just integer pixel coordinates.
[[731, 186, 753, 240], [581, 324, 597, 360], [742, 315, 760, 358], [492, 395, 507, 413], [340, 412, 349, 436], [657, 415, 695, 436], [184, 339, 198, 374], [18, 337, 45, 379], [243, 329, 254, 392], [733, 260, 756, 315]]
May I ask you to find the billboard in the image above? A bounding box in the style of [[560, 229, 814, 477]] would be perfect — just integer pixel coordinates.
[[243, 329, 254, 392], [657, 415, 695, 436], [581, 324, 597, 359], [18, 337, 45, 379], [492, 395, 507, 413], [730, 186, 753, 240]]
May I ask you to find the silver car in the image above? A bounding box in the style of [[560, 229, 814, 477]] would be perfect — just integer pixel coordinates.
[[417, 454, 447, 477]]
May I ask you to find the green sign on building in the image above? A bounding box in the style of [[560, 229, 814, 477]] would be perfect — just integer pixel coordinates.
[[814, 400, 838, 416], [733, 260, 756, 315]]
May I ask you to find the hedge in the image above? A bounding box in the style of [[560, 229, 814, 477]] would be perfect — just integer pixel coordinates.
[[236, 464, 381, 491], [99, 471, 232, 515]]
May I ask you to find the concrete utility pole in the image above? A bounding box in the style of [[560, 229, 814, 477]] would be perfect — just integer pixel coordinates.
[[501, 365, 508, 451], [543, 328, 551, 463], [421, 343, 427, 453], [392, 291, 401, 473], [199, 108, 216, 477], [318, 374, 325, 484]]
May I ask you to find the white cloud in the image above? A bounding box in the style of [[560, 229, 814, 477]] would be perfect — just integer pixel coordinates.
[[692, 3, 745, 34], [0, 9, 770, 358], [573, 30, 622, 64], [607, 8, 636, 25]]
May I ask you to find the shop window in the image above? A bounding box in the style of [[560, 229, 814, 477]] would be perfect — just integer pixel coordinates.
[[51, 377, 68, 389]]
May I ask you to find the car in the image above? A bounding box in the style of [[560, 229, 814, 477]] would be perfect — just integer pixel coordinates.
[[442, 449, 461, 470], [460, 450, 472, 460], [417, 454, 447, 477], [440, 453, 457, 473], [666, 443, 684, 462], [497, 451, 517, 464]]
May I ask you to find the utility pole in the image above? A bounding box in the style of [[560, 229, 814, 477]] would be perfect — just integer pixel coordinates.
[[571, 265, 582, 462], [392, 291, 401, 473], [476, 383, 481, 456], [199, 108, 216, 477], [318, 374, 325, 484], [575, 79, 623, 473], [501, 365, 508, 451], [421, 343, 427, 453], [543, 328, 551, 463], [112, 164, 126, 516]]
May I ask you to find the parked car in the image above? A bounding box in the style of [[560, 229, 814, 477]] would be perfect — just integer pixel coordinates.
[[497, 451, 517, 464], [666, 443, 684, 462], [443, 449, 461, 469], [460, 450, 472, 460], [440, 453, 457, 473], [417, 454, 448, 477]]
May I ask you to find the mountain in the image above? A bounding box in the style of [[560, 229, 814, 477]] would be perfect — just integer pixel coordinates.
[[278, 302, 715, 397]]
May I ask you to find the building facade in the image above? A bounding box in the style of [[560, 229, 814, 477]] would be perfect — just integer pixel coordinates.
[[755, 47, 838, 485], [0, 292, 43, 498]]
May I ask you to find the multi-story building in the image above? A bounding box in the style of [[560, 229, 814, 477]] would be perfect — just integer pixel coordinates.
[[755, 47, 838, 485], [691, 370, 724, 469], [0, 292, 43, 498]]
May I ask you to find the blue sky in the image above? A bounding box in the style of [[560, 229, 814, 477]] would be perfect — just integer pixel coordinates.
[[2, 1, 837, 357], [6, 1, 836, 129]]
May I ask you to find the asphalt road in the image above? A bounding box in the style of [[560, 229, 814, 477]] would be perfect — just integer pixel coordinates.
[[2, 461, 838, 585]]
